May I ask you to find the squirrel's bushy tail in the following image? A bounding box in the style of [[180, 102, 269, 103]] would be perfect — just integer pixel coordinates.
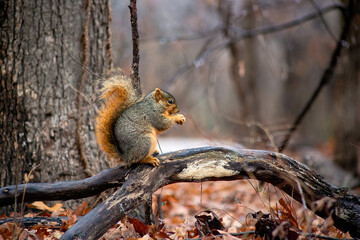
[[95, 69, 139, 161]]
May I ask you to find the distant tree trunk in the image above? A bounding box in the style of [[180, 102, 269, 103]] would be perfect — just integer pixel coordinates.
[[333, 0, 360, 175], [218, 0, 249, 120], [0, 0, 112, 211]]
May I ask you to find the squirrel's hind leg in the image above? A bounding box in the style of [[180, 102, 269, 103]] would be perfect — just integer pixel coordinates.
[[138, 130, 159, 166], [121, 131, 159, 167]]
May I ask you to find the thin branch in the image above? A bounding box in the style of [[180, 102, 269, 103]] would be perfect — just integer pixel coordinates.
[[229, 4, 344, 39], [141, 26, 223, 43], [164, 4, 345, 88], [279, 5, 351, 151], [308, 0, 337, 43], [129, 0, 141, 96]]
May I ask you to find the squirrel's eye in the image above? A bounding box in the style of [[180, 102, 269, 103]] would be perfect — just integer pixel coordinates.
[[167, 99, 173, 104]]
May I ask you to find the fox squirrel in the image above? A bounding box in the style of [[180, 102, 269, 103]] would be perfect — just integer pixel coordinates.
[[95, 69, 185, 167]]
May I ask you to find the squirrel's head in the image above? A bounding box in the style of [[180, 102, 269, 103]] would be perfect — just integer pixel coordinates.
[[153, 88, 180, 115]]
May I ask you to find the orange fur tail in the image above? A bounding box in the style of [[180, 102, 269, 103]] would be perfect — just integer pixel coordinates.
[[95, 69, 139, 162]]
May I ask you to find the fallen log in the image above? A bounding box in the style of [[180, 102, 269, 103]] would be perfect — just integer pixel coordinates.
[[1, 147, 359, 239], [61, 147, 360, 239]]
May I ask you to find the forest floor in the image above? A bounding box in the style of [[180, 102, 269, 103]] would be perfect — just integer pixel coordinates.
[[0, 138, 357, 239]]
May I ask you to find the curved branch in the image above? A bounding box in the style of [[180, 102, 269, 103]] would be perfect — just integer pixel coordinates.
[[55, 147, 360, 239]]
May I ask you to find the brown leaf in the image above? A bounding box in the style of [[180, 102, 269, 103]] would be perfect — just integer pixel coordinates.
[[195, 210, 225, 236], [169, 226, 186, 239], [27, 201, 63, 213], [120, 217, 140, 239], [154, 230, 171, 239], [128, 217, 149, 236], [271, 221, 298, 240], [102, 227, 123, 240], [254, 211, 277, 239], [0, 222, 14, 239], [73, 201, 90, 216], [278, 198, 299, 228], [60, 210, 77, 231]]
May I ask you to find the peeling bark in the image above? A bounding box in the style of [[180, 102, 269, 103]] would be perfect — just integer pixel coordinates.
[[1, 147, 359, 239]]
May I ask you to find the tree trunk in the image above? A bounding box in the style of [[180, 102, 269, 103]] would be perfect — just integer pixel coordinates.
[[0, 0, 112, 211], [334, 0, 360, 175]]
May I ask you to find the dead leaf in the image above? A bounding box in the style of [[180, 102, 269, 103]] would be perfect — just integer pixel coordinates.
[[278, 198, 299, 228], [27, 201, 63, 213], [128, 217, 149, 236], [73, 201, 90, 216], [154, 230, 171, 239], [60, 210, 77, 231], [272, 221, 298, 240], [102, 227, 123, 240], [195, 210, 225, 236], [138, 234, 154, 240], [0, 222, 22, 239], [254, 211, 277, 239], [169, 226, 186, 239], [120, 218, 140, 239]]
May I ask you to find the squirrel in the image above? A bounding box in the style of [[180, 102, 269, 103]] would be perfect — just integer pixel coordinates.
[[95, 68, 185, 167]]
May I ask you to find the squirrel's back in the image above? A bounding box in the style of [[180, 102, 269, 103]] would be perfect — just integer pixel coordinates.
[[95, 69, 139, 162]]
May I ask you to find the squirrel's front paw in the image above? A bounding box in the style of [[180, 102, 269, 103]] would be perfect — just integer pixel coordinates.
[[175, 114, 186, 125], [139, 156, 160, 167]]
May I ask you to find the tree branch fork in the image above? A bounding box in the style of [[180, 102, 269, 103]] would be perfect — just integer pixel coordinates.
[[1, 147, 359, 239]]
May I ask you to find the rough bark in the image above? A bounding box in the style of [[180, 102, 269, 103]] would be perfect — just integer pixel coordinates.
[[0, 0, 112, 211], [334, 0, 360, 175], [1, 147, 359, 238]]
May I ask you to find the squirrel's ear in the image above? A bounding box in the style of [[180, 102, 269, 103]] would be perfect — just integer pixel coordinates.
[[154, 88, 162, 102]]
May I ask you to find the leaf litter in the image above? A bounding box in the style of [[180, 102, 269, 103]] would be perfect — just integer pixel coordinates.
[[0, 180, 352, 239]]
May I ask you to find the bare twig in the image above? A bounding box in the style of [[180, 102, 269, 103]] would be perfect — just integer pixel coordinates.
[[142, 26, 223, 43], [129, 0, 141, 96], [19, 164, 40, 228], [164, 4, 345, 88], [11, 142, 20, 239], [308, 0, 337, 43], [279, 5, 351, 151]]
